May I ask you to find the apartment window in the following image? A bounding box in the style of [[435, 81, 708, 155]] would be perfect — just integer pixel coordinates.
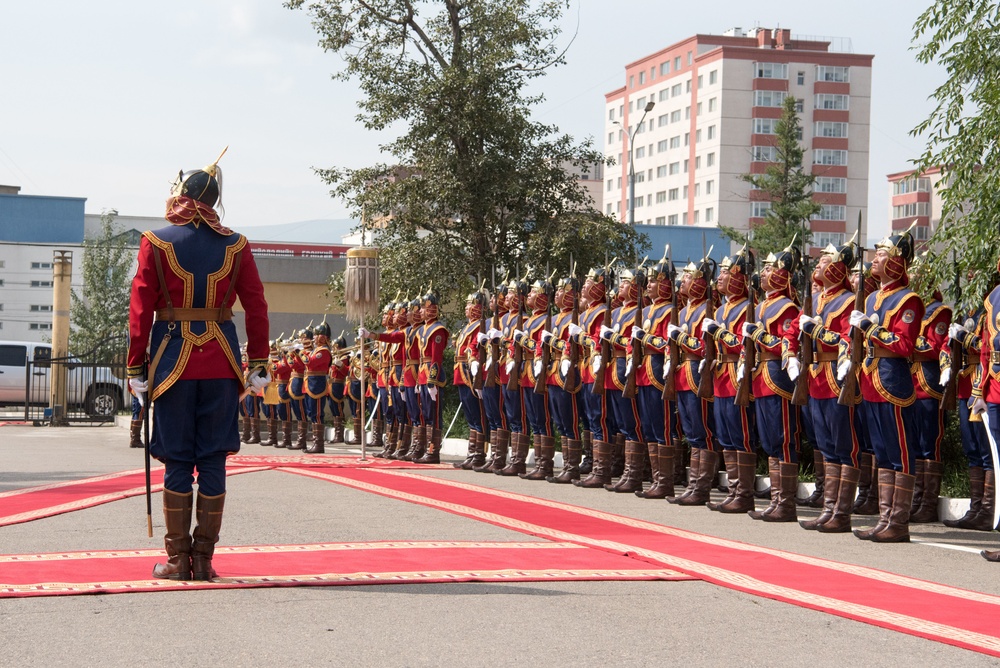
[[750, 202, 772, 218], [634, 172, 646, 183], [795, 98, 804, 112], [655, 216, 666, 225], [29, 305, 52, 312], [693, 210, 700, 224], [707, 125, 716, 140], [752, 146, 779, 162], [754, 62, 788, 79], [754, 90, 788, 107], [671, 83, 682, 97], [607, 179, 614, 192], [668, 214, 679, 225], [0, 304, 3, 311], [706, 207, 714, 222], [674, 56, 681, 70], [817, 66, 850, 83], [618, 129, 623, 142], [608, 132, 614, 144], [695, 156, 702, 170], [815, 122, 849, 138], [660, 62, 670, 76], [893, 202, 931, 218], [893, 177, 932, 195], [609, 109, 615, 121], [709, 70, 718, 85], [814, 205, 847, 221], [616, 201, 621, 213], [656, 191, 667, 204], [695, 129, 702, 144], [616, 177, 622, 189], [684, 133, 690, 146], [30, 280, 53, 288], [685, 106, 691, 120], [753, 118, 778, 134], [815, 177, 847, 193], [915, 225, 930, 240], [708, 97, 717, 112], [657, 139, 669, 152], [687, 51, 693, 65], [816, 94, 850, 110], [29, 323, 52, 331], [669, 136, 680, 149], [606, 203, 613, 215], [814, 149, 848, 165], [683, 159, 689, 173], [629, 75, 634, 89], [697, 75, 703, 90], [636, 96, 646, 110], [683, 185, 689, 198], [668, 188, 679, 201], [706, 152, 715, 167], [619, 104, 624, 117], [796, 71, 805, 85], [814, 232, 846, 247], [656, 165, 667, 178], [635, 147, 646, 159], [659, 89, 669, 102], [31, 262, 53, 270], [682, 212, 688, 225], [685, 79, 691, 93], [706, 180, 714, 195], [697, 102, 703, 116], [658, 114, 669, 127], [668, 162, 680, 175], [694, 183, 701, 196], [647, 194, 652, 206], [639, 72, 646, 85], [634, 197, 644, 208], [0, 261, 4, 268], [0, 280, 4, 287], [670, 110, 681, 123]]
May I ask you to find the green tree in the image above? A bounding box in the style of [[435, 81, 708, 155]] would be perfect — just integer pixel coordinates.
[[911, 0, 1000, 311], [724, 95, 820, 258], [70, 209, 134, 354], [287, 0, 643, 318]]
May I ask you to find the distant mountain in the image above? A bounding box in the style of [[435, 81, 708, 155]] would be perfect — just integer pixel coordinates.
[[239, 218, 361, 244]]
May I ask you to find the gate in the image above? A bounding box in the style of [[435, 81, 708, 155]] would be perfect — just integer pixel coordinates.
[[24, 334, 129, 425]]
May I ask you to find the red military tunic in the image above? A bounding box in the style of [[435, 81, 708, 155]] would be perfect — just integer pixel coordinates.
[[453, 320, 481, 387], [912, 298, 951, 402], [418, 320, 449, 387], [788, 285, 853, 401], [675, 297, 710, 394], [860, 279, 924, 405]]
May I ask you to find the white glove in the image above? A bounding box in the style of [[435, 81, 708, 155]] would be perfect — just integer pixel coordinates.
[[358, 326, 371, 339], [848, 310, 867, 328], [632, 327, 646, 340], [948, 323, 967, 342], [334, 358, 344, 368], [474, 389, 483, 399], [591, 354, 603, 374], [512, 329, 525, 342], [129, 378, 148, 406], [599, 325, 615, 340], [470, 361, 480, 377], [667, 323, 682, 338], [487, 327, 503, 341], [939, 367, 951, 388], [568, 323, 583, 338], [703, 318, 718, 330], [741, 322, 757, 338], [625, 359, 633, 377], [698, 359, 706, 374], [560, 359, 571, 376], [426, 385, 438, 401], [971, 396, 987, 415], [836, 359, 851, 381], [799, 313, 820, 330], [485, 358, 493, 370], [662, 361, 671, 380], [541, 330, 554, 344], [786, 357, 801, 381], [249, 369, 271, 391], [477, 332, 488, 345], [736, 365, 744, 383], [399, 391, 406, 403], [533, 360, 543, 376], [506, 361, 515, 374]]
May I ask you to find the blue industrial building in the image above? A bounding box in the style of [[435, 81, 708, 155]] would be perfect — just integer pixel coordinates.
[[0, 187, 86, 243], [634, 224, 731, 267]]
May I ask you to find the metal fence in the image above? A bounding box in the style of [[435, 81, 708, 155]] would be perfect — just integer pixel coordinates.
[[24, 334, 129, 425]]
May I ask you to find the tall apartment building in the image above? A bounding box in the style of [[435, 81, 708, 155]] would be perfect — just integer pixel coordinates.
[[886, 167, 943, 251], [602, 27, 874, 249]]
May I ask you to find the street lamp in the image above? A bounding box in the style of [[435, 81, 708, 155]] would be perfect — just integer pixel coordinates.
[[614, 100, 655, 227]]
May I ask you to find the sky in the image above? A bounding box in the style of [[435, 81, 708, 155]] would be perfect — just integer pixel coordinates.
[[1, 1, 944, 241]]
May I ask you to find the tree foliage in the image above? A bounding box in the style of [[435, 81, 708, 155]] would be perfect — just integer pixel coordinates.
[[288, 0, 644, 317], [70, 209, 134, 354], [911, 0, 1000, 310], [723, 95, 820, 259]]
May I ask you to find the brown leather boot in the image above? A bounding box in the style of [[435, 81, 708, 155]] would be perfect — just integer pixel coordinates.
[[240, 416, 251, 443], [549, 438, 581, 484], [391, 424, 412, 459], [675, 448, 718, 506], [800, 463, 842, 530], [797, 449, 825, 507], [669, 447, 702, 504], [416, 428, 442, 464], [130, 419, 143, 448], [522, 435, 555, 480], [909, 459, 926, 515], [967, 469, 997, 531], [481, 429, 509, 473], [605, 440, 635, 492], [331, 417, 345, 444], [946, 467, 986, 528], [579, 430, 593, 475], [248, 417, 261, 444], [717, 451, 756, 513], [470, 431, 487, 469], [610, 434, 626, 478], [289, 421, 307, 450], [749, 458, 781, 520], [454, 432, 478, 469], [498, 432, 529, 476], [152, 489, 193, 580], [763, 461, 800, 522], [379, 421, 397, 458], [575, 439, 612, 488], [707, 451, 739, 511], [347, 417, 362, 445], [673, 439, 688, 486], [191, 492, 225, 581], [401, 425, 426, 462], [306, 423, 325, 454], [910, 459, 942, 523], [870, 471, 915, 543], [854, 469, 896, 540], [637, 442, 674, 499], [521, 434, 542, 478], [278, 420, 292, 449], [264, 418, 278, 447], [609, 441, 645, 493], [372, 418, 385, 453], [982, 549, 1000, 562], [853, 452, 878, 514], [817, 465, 860, 533]]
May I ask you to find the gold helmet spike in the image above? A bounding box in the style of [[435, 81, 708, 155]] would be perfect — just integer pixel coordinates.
[[783, 232, 799, 255], [203, 146, 228, 178]]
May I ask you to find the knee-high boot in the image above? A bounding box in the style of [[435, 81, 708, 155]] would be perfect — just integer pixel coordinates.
[[717, 451, 756, 513], [673, 439, 688, 486], [522, 435, 554, 480], [332, 417, 345, 444], [669, 447, 702, 504], [800, 463, 842, 530], [277, 420, 292, 449], [707, 451, 739, 511], [675, 448, 718, 506], [306, 423, 325, 454], [945, 467, 984, 528], [749, 458, 781, 520], [416, 428, 442, 464], [910, 459, 942, 523], [854, 469, 897, 540], [909, 459, 926, 516], [869, 471, 915, 543], [608, 441, 644, 493], [391, 424, 412, 459], [549, 438, 581, 484], [289, 421, 307, 450], [191, 492, 225, 581], [498, 432, 528, 476], [347, 417, 362, 445], [480, 429, 509, 473], [240, 416, 252, 443], [853, 452, 879, 515], [575, 439, 611, 488], [454, 431, 478, 469], [579, 430, 594, 475], [637, 442, 674, 499], [264, 418, 278, 447], [152, 489, 193, 580], [797, 449, 825, 507], [130, 419, 143, 448], [762, 460, 800, 522], [610, 434, 626, 478], [817, 465, 859, 533]]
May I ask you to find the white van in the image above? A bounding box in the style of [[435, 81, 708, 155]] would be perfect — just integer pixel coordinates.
[[0, 341, 126, 417]]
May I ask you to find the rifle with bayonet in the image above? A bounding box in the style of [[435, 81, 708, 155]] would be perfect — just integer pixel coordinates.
[[534, 273, 554, 395], [506, 270, 526, 392], [941, 250, 961, 411], [837, 211, 865, 407], [791, 252, 813, 406], [485, 269, 503, 389], [622, 260, 648, 400], [662, 244, 678, 401], [592, 256, 615, 396], [696, 239, 716, 400], [564, 257, 581, 394], [473, 278, 487, 392], [734, 243, 756, 408]]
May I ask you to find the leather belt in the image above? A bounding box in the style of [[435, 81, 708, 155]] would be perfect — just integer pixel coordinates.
[[814, 352, 838, 363], [680, 352, 703, 362], [612, 350, 627, 358], [718, 354, 739, 363], [305, 371, 327, 377], [156, 307, 232, 321], [406, 358, 419, 364], [869, 347, 909, 360], [758, 351, 780, 362], [420, 357, 436, 363], [912, 352, 937, 363], [991, 351, 1000, 365]]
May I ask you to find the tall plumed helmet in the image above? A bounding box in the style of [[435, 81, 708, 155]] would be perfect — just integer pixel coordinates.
[[171, 147, 227, 208], [314, 319, 331, 339], [508, 277, 529, 297], [821, 229, 858, 268], [422, 288, 440, 306], [722, 242, 754, 275], [875, 220, 918, 263], [299, 321, 315, 339], [332, 330, 348, 349], [466, 289, 488, 308], [650, 259, 676, 283], [558, 275, 581, 293], [684, 248, 717, 282], [766, 235, 802, 274]]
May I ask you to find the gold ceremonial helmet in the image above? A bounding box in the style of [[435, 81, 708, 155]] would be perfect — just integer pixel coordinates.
[[821, 230, 859, 264], [875, 219, 919, 260]]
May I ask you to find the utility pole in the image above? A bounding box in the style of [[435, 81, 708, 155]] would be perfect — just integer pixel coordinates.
[[49, 250, 72, 426]]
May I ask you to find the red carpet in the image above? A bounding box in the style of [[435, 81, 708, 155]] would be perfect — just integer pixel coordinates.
[[0, 467, 269, 527], [286, 467, 1000, 659], [0, 540, 691, 597], [227, 454, 451, 469]]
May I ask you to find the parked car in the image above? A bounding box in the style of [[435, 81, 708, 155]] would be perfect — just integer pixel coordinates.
[[0, 340, 126, 417]]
